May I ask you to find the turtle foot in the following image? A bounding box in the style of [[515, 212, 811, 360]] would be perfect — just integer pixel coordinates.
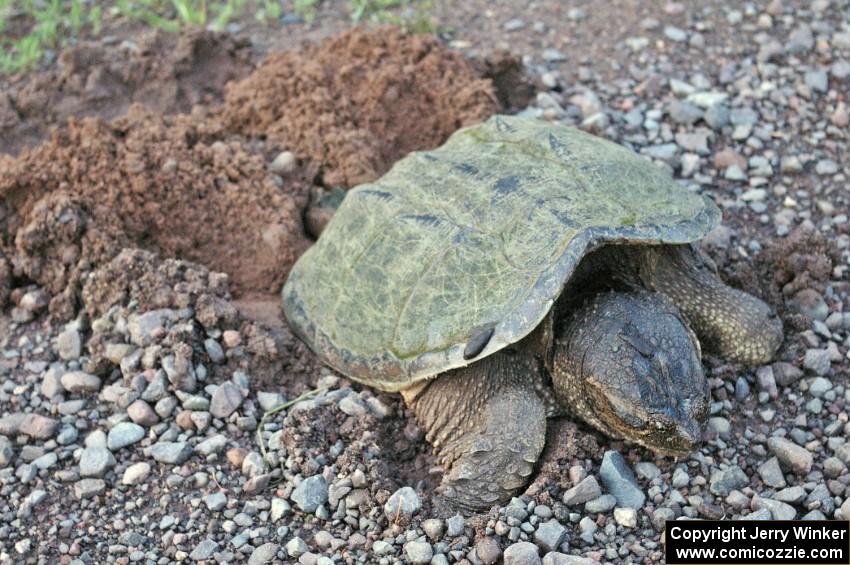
[[402, 351, 547, 513], [651, 244, 784, 366]]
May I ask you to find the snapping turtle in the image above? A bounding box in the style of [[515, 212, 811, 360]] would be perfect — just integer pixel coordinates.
[[283, 115, 783, 511]]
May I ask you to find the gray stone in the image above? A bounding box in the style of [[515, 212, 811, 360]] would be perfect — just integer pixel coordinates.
[[477, 537, 502, 564], [106, 343, 137, 365], [243, 473, 271, 495], [56, 327, 82, 360], [210, 382, 243, 419], [768, 437, 813, 475], [542, 49, 567, 63], [248, 543, 279, 565], [752, 495, 796, 520], [33, 452, 57, 469], [542, 553, 598, 565], [634, 462, 661, 481], [675, 131, 711, 155], [384, 486, 421, 523], [709, 466, 749, 496], [585, 494, 617, 513], [775, 486, 806, 505], [599, 451, 645, 508], [503, 18, 525, 31], [270, 498, 290, 521], [804, 349, 831, 376], [60, 371, 101, 394], [805, 69, 829, 93], [533, 519, 566, 552], [241, 451, 266, 477], [831, 60, 850, 79], [421, 519, 444, 540], [504, 541, 541, 565], [126, 399, 158, 426], [56, 426, 78, 445], [204, 338, 225, 364], [291, 475, 328, 513], [403, 541, 433, 564], [270, 151, 296, 174], [19, 289, 49, 312], [740, 508, 773, 520], [257, 391, 285, 412], [204, 491, 227, 511], [614, 506, 638, 527], [79, 446, 116, 478], [285, 537, 308, 558], [128, 310, 169, 346], [809, 377, 831, 397], [644, 143, 679, 162], [835, 31, 850, 49], [672, 467, 690, 488], [0, 435, 13, 466], [446, 514, 465, 537], [195, 434, 228, 456], [338, 394, 369, 417], [40, 367, 64, 399], [562, 475, 602, 506], [122, 462, 151, 485], [107, 422, 145, 450], [668, 100, 703, 125], [788, 24, 814, 53], [704, 104, 730, 129], [664, 26, 687, 42], [757, 457, 786, 488], [74, 478, 106, 499], [190, 539, 219, 561], [815, 159, 839, 176], [149, 441, 192, 465], [774, 363, 804, 387]]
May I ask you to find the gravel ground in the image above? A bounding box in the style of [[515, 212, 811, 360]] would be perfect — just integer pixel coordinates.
[[2, 1, 850, 564]]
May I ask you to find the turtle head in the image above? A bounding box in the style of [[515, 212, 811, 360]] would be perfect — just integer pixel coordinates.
[[554, 291, 709, 456]]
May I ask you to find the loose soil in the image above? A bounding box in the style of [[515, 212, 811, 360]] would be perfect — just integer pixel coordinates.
[[0, 29, 252, 156], [0, 27, 504, 325], [222, 27, 500, 188]]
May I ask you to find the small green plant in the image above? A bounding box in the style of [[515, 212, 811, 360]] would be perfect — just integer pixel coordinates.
[[255, 0, 281, 22], [348, 0, 436, 33], [113, 0, 263, 32], [292, 0, 319, 23], [0, 0, 102, 75]]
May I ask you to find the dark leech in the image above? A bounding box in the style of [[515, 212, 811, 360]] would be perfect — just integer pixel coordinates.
[[463, 327, 494, 360]]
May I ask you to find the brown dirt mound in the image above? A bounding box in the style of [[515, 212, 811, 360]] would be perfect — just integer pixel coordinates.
[[222, 27, 500, 188], [719, 225, 839, 328], [0, 28, 505, 321], [0, 29, 251, 156], [0, 105, 309, 316]]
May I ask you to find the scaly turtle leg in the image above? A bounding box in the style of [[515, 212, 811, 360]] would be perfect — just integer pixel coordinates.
[[645, 244, 784, 365], [401, 351, 548, 513]]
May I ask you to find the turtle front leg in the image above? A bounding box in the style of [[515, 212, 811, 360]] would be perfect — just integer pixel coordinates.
[[647, 244, 783, 365], [401, 351, 547, 513]]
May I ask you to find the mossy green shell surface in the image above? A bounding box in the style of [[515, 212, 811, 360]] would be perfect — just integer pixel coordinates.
[[283, 115, 720, 391]]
